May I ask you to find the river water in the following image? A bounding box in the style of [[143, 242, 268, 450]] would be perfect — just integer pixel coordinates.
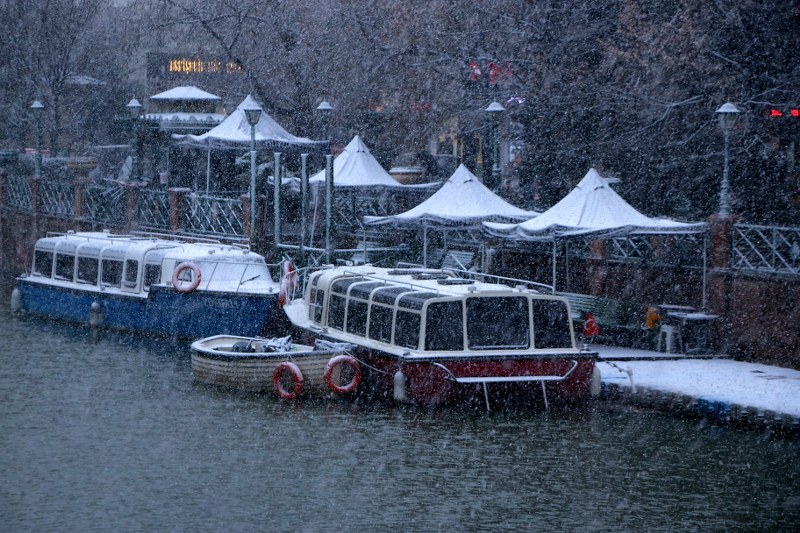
[[1, 305, 798, 532]]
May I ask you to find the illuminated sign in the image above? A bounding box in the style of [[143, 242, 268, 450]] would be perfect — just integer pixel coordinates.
[[168, 58, 242, 75], [147, 53, 243, 79]]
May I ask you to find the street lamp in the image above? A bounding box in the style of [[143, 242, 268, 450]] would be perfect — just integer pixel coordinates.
[[715, 102, 741, 216], [485, 101, 505, 190], [316, 100, 333, 140], [242, 98, 262, 241], [126, 98, 143, 180], [30, 100, 45, 176]]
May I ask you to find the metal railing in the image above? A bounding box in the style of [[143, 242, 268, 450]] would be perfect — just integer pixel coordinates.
[[137, 189, 170, 230], [83, 184, 127, 225], [3, 174, 799, 278], [732, 224, 800, 275], [38, 180, 75, 218], [5, 175, 32, 210], [182, 193, 243, 237]]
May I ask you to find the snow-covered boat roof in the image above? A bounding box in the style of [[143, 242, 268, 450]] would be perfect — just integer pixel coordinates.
[[484, 168, 708, 240], [365, 164, 538, 227]]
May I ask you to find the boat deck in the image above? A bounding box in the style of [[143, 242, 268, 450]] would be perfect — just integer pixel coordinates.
[[594, 343, 800, 433]]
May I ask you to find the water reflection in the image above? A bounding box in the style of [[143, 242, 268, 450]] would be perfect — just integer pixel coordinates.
[[1, 307, 798, 531]]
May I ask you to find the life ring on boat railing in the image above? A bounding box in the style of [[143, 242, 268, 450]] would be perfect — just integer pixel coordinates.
[[172, 262, 201, 293], [323, 355, 361, 394], [273, 361, 304, 399]]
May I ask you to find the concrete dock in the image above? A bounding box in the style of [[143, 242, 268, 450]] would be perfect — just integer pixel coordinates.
[[593, 344, 800, 436]]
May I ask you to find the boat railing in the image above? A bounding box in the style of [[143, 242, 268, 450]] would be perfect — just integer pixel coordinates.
[[431, 359, 579, 411], [441, 267, 555, 294], [284, 264, 556, 302]]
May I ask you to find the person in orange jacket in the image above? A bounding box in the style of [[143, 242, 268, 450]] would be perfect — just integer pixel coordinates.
[[644, 306, 662, 329], [582, 311, 600, 342]]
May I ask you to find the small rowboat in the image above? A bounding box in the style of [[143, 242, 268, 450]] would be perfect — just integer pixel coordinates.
[[190, 335, 360, 399]]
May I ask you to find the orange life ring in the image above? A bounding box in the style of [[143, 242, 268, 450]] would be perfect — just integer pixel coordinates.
[[273, 361, 304, 399], [172, 262, 201, 293], [323, 355, 361, 394]]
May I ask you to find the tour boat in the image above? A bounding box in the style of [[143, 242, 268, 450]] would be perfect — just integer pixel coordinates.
[[190, 335, 360, 398], [283, 265, 600, 410], [11, 230, 285, 339]]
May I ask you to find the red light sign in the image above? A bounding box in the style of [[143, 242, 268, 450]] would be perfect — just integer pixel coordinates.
[[792, 109, 800, 117], [771, 109, 783, 117]]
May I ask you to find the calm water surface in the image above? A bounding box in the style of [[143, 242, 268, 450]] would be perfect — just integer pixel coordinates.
[[1, 305, 798, 532]]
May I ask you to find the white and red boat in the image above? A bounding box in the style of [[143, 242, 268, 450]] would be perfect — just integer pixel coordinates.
[[283, 265, 600, 410]]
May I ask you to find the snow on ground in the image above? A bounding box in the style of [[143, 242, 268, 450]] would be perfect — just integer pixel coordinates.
[[595, 346, 800, 417]]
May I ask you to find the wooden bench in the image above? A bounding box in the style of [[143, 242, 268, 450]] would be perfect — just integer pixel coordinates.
[[441, 250, 476, 271], [557, 292, 646, 344]]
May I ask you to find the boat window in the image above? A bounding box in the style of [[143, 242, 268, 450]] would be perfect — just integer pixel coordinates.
[[349, 281, 384, 300], [143, 264, 161, 290], [331, 276, 364, 295], [394, 310, 421, 349], [77, 257, 99, 284], [398, 291, 439, 311], [532, 299, 573, 349], [328, 294, 346, 330], [309, 288, 325, 323], [101, 259, 123, 287], [368, 304, 393, 343], [372, 286, 407, 305], [425, 301, 464, 351], [467, 296, 530, 350], [123, 259, 139, 288], [346, 300, 368, 336], [54, 253, 75, 281], [33, 250, 53, 276]]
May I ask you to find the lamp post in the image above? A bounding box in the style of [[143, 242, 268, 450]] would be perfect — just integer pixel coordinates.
[[715, 102, 741, 216], [242, 99, 262, 242], [316, 101, 333, 140], [485, 101, 505, 190], [30, 100, 44, 176], [126, 98, 142, 180]]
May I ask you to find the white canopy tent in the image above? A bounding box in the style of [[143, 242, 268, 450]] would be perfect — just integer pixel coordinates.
[[484, 167, 709, 296], [365, 164, 538, 266], [308, 135, 406, 188], [172, 95, 323, 151]]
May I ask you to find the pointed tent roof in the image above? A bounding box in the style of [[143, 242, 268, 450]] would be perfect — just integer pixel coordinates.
[[365, 164, 538, 227], [150, 86, 221, 101], [484, 168, 707, 240], [308, 135, 404, 188], [172, 95, 325, 151]]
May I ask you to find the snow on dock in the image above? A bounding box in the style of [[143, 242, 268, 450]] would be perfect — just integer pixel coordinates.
[[594, 344, 800, 435]]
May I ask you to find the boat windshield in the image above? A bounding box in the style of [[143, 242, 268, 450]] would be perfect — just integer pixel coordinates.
[[466, 296, 530, 350], [532, 299, 573, 349]]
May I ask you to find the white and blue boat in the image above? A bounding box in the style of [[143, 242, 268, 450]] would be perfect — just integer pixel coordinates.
[[11, 230, 283, 339]]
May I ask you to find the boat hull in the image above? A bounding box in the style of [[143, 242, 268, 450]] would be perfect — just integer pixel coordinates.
[[15, 279, 278, 339], [359, 349, 597, 408]]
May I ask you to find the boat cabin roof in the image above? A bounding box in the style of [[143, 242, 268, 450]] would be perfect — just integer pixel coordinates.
[[308, 265, 533, 299], [34, 231, 265, 265]]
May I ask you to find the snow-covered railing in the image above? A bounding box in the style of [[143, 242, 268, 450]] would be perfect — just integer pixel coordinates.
[[39, 180, 74, 218], [83, 184, 127, 225], [182, 193, 243, 237], [5, 174, 32, 210], [137, 189, 170, 230], [732, 224, 800, 275]]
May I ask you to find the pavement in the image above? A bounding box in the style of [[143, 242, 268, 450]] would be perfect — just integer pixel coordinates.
[[592, 344, 800, 428]]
